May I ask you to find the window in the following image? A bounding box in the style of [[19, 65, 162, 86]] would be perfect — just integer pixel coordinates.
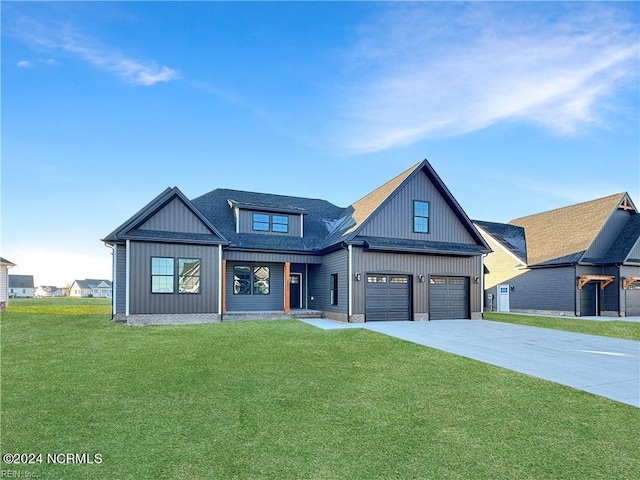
[[390, 277, 408, 284], [178, 258, 200, 294], [330, 274, 339, 306], [253, 266, 270, 295], [253, 213, 270, 231], [151, 257, 174, 293], [367, 276, 387, 283], [252, 212, 289, 233], [414, 200, 430, 233], [234, 266, 270, 295], [233, 266, 252, 295], [272, 215, 289, 233]]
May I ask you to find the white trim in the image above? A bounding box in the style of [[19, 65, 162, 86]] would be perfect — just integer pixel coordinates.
[[111, 245, 117, 314], [234, 207, 240, 233], [300, 213, 304, 238], [480, 254, 485, 314], [125, 239, 131, 316], [348, 244, 353, 318], [218, 244, 223, 314]]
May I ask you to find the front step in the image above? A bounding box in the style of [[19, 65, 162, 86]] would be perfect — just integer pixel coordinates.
[[222, 310, 323, 321]]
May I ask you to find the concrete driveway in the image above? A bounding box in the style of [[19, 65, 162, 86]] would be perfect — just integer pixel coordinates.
[[302, 319, 640, 408]]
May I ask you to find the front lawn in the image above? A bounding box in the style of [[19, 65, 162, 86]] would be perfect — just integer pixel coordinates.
[[1, 299, 638, 479], [484, 311, 640, 341]]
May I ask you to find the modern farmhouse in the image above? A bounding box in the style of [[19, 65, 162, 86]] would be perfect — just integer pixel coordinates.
[[475, 193, 640, 317], [103, 160, 491, 325]]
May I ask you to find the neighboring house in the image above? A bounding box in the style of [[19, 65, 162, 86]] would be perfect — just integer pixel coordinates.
[[34, 286, 66, 298], [0, 257, 16, 310], [102, 159, 491, 325], [69, 279, 113, 298], [8, 275, 35, 298], [475, 193, 640, 317]]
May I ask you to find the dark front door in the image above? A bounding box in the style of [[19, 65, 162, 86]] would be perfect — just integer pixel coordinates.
[[289, 274, 301, 309], [581, 282, 598, 316]]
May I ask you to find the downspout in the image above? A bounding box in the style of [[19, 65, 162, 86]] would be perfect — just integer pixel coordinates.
[[218, 244, 223, 319], [348, 244, 353, 321], [480, 254, 486, 318], [105, 243, 116, 318], [574, 263, 578, 316], [125, 239, 131, 317]]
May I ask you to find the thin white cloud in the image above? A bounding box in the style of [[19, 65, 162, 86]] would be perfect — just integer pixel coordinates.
[[6, 13, 178, 86], [17, 60, 31, 68], [338, 3, 639, 153]]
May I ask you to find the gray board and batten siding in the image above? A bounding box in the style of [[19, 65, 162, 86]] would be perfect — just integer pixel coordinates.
[[114, 244, 127, 314], [236, 209, 303, 237], [352, 249, 483, 320], [128, 241, 219, 315], [307, 249, 349, 320], [225, 262, 284, 312], [138, 197, 213, 235], [357, 169, 477, 244]]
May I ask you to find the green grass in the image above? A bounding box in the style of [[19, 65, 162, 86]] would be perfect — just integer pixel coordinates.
[[1, 299, 638, 479], [484, 312, 640, 341]]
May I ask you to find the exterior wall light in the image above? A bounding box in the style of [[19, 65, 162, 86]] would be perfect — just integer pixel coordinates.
[[355, 273, 361, 281], [418, 274, 425, 283]]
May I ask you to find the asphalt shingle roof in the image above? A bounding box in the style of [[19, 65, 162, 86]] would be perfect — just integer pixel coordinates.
[[474, 220, 527, 263], [8, 275, 34, 288], [509, 193, 626, 266], [191, 189, 346, 252]]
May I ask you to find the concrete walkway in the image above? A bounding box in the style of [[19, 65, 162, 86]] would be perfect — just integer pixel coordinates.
[[301, 319, 640, 408]]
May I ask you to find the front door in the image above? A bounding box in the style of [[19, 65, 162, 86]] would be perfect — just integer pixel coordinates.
[[289, 274, 302, 309]]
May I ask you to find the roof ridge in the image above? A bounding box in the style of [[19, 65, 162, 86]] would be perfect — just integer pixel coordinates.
[[509, 192, 626, 223]]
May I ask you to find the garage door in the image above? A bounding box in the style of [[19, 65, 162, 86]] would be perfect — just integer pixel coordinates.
[[429, 276, 469, 320], [365, 275, 410, 321], [626, 283, 640, 316]]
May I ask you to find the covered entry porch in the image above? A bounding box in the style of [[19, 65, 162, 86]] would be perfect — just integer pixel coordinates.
[[221, 252, 323, 316]]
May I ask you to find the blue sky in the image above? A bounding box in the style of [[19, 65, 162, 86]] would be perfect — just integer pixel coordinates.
[[2, 1, 639, 286]]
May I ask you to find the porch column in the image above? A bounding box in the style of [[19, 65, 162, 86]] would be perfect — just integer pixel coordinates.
[[284, 262, 291, 313]]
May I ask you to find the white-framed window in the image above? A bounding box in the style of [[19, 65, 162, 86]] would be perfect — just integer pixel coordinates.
[[414, 200, 430, 233]]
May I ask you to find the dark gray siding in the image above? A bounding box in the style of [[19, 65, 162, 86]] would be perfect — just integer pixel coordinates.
[[308, 249, 349, 314], [602, 265, 620, 314], [115, 244, 127, 314], [585, 209, 631, 259], [224, 251, 321, 264], [138, 198, 210, 234], [352, 248, 482, 316], [237, 209, 302, 237], [129, 241, 219, 315], [359, 170, 476, 244], [226, 262, 284, 311], [504, 266, 576, 313], [621, 265, 640, 315]]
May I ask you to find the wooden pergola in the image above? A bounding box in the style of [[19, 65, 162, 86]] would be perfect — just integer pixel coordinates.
[[623, 276, 640, 290], [577, 275, 614, 290]]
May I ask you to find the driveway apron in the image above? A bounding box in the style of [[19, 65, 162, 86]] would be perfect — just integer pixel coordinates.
[[302, 319, 640, 407]]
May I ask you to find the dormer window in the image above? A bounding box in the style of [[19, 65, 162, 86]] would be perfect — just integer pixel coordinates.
[[272, 215, 288, 233], [252, 213, 289, 233], [253, 213, 270, 231], [414, 200, 430, 233]]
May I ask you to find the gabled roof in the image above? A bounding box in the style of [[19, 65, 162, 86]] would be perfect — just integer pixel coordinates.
[[473, 220, 527, 263], [103, 187, 227, 245], [510, 193, 630, 266], [342, 162, 421, 237], [337, 159, 490, 252], [599, 214, 640, 264], [9, 275, 34, 288], [0, 257, 15, 266], [72, 279, 112, 290]]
